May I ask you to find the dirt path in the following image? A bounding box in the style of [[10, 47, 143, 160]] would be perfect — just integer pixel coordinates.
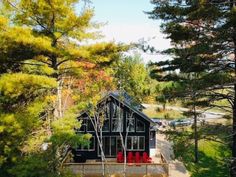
[[156, 133, 190, 177]]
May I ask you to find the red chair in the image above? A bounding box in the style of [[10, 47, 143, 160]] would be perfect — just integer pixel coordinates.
[[142, 152, 152, 163], [117, 151, 124, 163], [127, 152, 134, 164], [135, 152, 141, 165]]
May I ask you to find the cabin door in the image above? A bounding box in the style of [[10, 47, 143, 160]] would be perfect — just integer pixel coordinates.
[[105, 137, 117, 157], [99, 137, 122, 157]]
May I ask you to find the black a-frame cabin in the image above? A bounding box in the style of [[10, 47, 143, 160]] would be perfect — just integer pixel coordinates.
[[73, 92, 155, 162]]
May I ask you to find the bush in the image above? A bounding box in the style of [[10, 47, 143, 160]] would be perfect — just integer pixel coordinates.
[[8, 151, 58, 177]]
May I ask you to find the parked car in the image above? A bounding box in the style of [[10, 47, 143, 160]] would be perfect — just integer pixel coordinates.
[[169, 119, 192, 127]]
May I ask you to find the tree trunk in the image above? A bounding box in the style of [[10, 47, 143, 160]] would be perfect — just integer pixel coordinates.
[[50, 37, 63, 119], [231, 37, 236, 176], [123, 146, 127, 177], [100, 127, 106, 177], [231, 7, 236, 173], [193, 97, 198, 163], [89, 113, 106, 177], [53, 78, 63, 119], [57, 80, 63, 118], [232, 94, 236, 176], [119, 131, 127, 177]]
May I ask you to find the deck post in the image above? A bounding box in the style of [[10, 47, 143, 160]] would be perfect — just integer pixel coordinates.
[[82, 164, 85, 177], [167, 163, 169, 176], [104, 163, 106, 176], [146, 164, 148, 175]]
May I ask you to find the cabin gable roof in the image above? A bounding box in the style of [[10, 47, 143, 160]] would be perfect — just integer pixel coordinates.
[[78, 92, 154, 125], [108, 92, 154, 124]]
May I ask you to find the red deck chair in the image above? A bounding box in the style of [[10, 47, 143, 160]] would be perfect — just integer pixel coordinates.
[[135, 152, 141, 166], [127, 152, 134, 164], [142, 152, 152, 163], [117, 151, 124, 163]]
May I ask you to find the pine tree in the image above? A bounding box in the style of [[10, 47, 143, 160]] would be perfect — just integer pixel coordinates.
[[1, 0, 126, 117], [147, 0, 236, 175], [0, 1, 127, 176]]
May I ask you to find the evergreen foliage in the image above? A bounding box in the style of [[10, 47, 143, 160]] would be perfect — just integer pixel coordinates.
[[147, 0, 236, 175], [0, 0, 127, 176]]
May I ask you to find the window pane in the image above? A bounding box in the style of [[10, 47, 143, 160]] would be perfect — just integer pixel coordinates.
[[112, 119, 118, 131], [112, 119, 123, 132], [111, 102, 123, 132], [105, 103, 110, 117], [111, 137, 117, 156], [117, 137, 122, 153], [127, 118, 135, 132], [102, 118, 110, 131], [104, 137, 110, 156], [79, 119, 86, 132], [117, 107, 123, 120], [136, 119, 145, 132], [77, 144, 82, 150], [139, 137, 145, 150], [89, 137, 95, 150], [126, 111, 133, 118], [112, 102, 123, 119], [87, 119, 94, 131], [133, 137, 138, 150], [112, 102, 117, 117], [127, 137, 132, 150]]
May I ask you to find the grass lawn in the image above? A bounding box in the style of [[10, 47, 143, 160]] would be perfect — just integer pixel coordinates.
[[143, 106, 185, 120], [174, 139, 231, 177], [186, 140, 230, 177]]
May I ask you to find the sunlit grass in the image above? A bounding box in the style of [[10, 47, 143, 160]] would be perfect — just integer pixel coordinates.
[[143, 106, 185, 120], [191, 140, 230, 177], [175, 139, 231, 177]]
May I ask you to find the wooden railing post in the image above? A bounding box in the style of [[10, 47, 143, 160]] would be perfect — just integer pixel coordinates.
[[167, 163, 170, 176], [82, 164, 85, 177], [146, 164, 148, 175], [104, 163, 106, 176]]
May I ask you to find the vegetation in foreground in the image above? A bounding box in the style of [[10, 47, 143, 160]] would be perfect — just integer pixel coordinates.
[[181, 140, 230, 177], [166, 124, 231, 177]]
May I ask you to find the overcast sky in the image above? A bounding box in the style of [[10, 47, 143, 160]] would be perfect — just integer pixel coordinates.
[[89, 0, 171, 63]]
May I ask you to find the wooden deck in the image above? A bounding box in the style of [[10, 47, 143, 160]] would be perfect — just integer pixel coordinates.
[[63, 153, 169, 177]]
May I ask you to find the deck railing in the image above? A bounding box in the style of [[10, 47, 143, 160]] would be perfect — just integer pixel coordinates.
[[63, 149, 169, 177], [160, 153, 169, 176], [64, 161, 169, 177]]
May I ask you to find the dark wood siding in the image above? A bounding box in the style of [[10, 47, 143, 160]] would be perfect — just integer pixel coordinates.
[[74, 96, 151, 161]]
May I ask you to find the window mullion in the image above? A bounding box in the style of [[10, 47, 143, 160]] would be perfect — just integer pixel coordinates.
[[110, 137, 111, 156], [138, 137, 140, 150], [132, 137, 133, 150]]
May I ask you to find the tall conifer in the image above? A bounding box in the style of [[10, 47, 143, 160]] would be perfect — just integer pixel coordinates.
[[147, 0, 236, 175]]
